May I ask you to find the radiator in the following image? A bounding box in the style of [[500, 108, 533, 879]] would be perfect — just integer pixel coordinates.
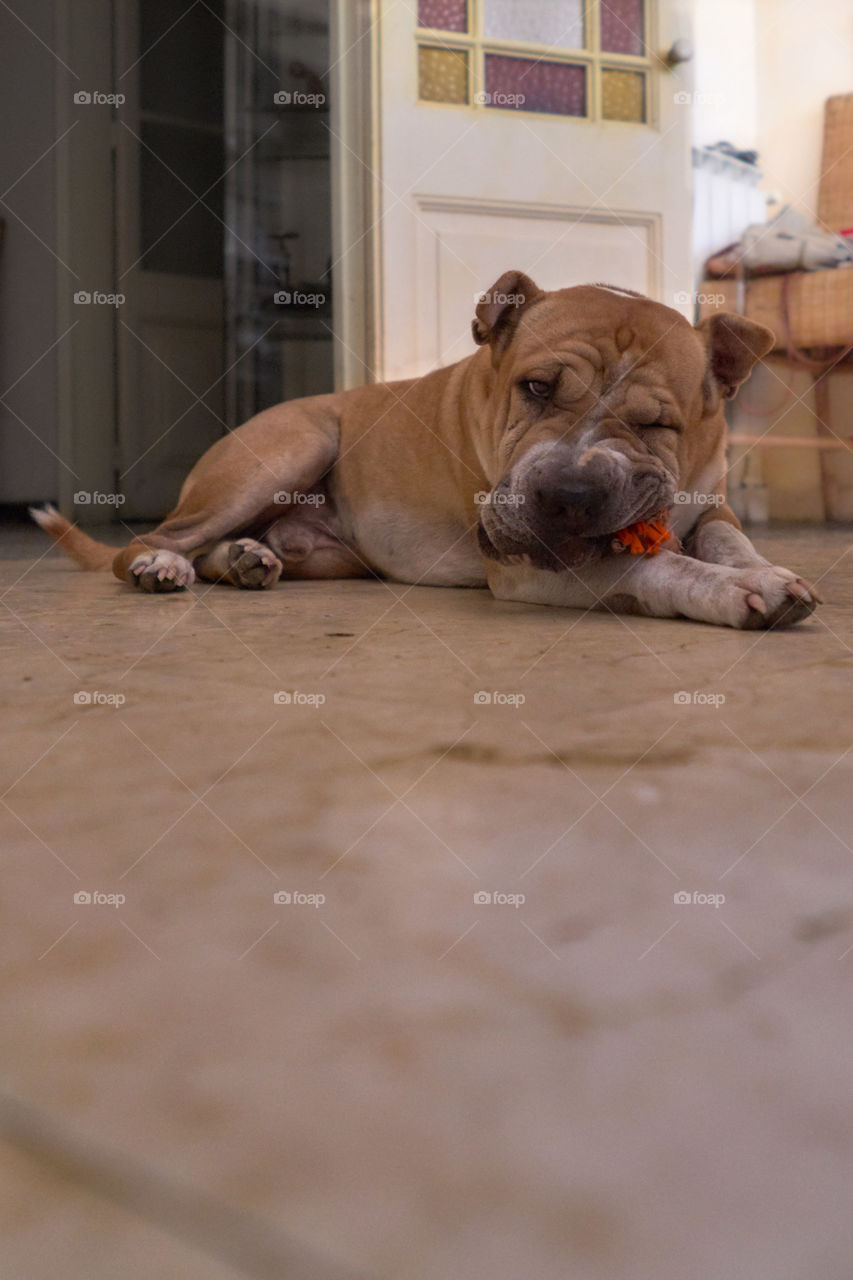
[[692, 145, 767, 292]]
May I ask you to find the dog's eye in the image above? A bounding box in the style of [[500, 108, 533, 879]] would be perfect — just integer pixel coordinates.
[[523, 379, 551, 400]]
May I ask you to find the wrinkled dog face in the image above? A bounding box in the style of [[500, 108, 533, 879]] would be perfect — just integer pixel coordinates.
[[472, 276, 766, 571]]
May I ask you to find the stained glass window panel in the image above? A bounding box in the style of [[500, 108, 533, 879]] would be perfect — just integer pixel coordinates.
[[417, 0, 468, 33], [418, 45, 469, 103], [484, 55, 586, 116], [600, 0, 645, 56], [601, 68, 645, 121], [482, 0, 585, 50]]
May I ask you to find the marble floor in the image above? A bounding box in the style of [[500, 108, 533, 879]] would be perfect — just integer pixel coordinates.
[[2, 521, 853, 1280]]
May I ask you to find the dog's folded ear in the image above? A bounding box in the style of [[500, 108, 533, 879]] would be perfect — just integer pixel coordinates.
[[472, 270, 545, 363], [695, 312, 775, 400]]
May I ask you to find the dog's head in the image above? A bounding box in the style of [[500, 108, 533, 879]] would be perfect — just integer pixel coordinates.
[[472, 271, 774, 569]]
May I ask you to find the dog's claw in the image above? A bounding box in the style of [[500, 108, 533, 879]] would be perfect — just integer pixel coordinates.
[[746, 593, 767, 614], [128, 550, 194, 592], [789, 578, 822, 604]]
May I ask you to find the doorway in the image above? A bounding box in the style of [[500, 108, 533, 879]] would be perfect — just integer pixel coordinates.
[[79, 0, 339, 519]]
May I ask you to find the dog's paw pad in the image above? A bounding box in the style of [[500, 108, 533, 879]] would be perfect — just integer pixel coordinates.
[[227, 539, 282, 589], [129, 550, 195, 593]]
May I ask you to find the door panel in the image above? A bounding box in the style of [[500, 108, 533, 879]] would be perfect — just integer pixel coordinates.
[[412, 198, 658, 374], [375, 0, 694, 381]]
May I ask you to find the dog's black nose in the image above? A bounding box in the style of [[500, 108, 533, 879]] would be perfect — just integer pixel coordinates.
[[535, 483, 604, 532]]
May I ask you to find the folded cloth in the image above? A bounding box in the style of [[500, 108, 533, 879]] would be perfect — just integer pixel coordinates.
[[706, 205, 853, 278]]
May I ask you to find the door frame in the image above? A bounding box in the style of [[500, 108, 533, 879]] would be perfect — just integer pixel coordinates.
[[329, 0, 378, 389]]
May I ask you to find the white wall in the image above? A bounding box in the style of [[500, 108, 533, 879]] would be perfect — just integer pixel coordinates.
[[693, 0, 853, 221], [692, 0, 758, 151], [755, 0, 853, 222]]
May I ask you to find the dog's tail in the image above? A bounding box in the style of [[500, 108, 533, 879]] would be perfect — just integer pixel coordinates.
[[29, 504, 116, 571]]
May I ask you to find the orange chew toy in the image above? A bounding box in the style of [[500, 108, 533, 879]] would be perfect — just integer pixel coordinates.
[[610, 514, 675, 556]]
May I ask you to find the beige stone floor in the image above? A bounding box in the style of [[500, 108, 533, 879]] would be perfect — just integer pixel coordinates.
[[2, 521, 853, 1280]]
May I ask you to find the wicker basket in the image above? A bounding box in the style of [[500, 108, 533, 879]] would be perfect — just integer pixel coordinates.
[[698, 268, 853, 349], [818, 93, 853, 233]]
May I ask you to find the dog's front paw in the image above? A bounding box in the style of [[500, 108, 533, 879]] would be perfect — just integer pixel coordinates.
[[129, 549, 195, 593], [227, 539, 282, 589], [731, 565, 822, 630]]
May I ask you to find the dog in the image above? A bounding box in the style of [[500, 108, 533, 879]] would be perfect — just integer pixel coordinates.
[[32, 271, 820, 629]]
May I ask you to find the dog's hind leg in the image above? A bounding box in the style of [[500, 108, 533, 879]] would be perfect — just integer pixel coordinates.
[[110, 404, 339, 591], [193, 538, 283, 590]]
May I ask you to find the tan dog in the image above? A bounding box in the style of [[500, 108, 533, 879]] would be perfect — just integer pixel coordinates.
[[33, 272, 820, 629]]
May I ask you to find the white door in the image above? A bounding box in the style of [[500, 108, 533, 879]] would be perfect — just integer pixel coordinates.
[[373, 0, 694, 381]]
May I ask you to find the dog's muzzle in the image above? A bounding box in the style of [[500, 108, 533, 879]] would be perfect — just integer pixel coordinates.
[[478, 441, 676, 570]]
